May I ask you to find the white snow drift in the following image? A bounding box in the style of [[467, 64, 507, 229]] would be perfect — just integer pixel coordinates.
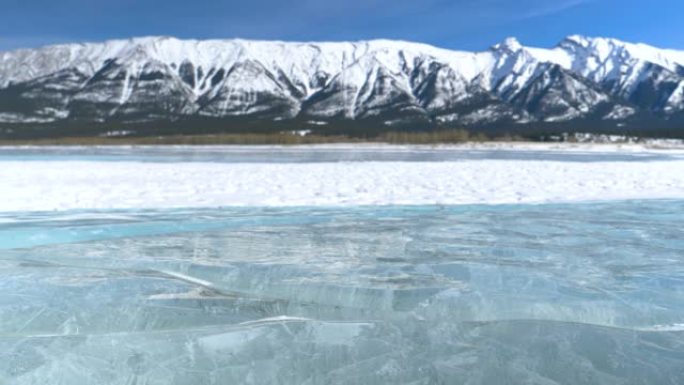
[[1, 146, 684, 211]]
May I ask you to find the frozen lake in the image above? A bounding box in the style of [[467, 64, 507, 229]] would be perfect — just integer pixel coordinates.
[[2, 144, 684, 163], [2, 145, 684, 211], [1, 201, 683, 384]]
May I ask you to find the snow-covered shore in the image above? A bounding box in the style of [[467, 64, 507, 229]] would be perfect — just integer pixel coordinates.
[[2, 145, 684, 211]]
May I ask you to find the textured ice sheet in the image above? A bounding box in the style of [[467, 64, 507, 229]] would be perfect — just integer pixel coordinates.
[[1, 201, 683, 384]]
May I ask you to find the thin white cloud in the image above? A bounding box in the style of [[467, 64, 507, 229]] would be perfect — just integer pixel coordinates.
[[518, 0, 593, 19]]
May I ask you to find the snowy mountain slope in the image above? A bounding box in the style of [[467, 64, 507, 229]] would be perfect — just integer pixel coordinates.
[[0, 35, 683, 136]]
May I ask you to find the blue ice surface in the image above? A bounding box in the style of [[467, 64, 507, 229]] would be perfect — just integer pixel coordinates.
[[1, 201, 683, 384]]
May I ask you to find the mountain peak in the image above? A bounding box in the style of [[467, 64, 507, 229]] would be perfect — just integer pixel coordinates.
[[559, 35, 634, 51], [491, 37, 523, 53], [560, 35, 592, 48]]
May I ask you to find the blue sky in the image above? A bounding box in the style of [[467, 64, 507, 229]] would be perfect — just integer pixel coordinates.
[[0, 0, 682, 51]]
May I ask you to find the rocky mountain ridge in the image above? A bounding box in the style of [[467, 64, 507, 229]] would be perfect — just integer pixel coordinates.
[[1, 35, 683, 138]]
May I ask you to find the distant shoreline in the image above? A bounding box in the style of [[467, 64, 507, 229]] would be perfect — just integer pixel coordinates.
[[1, 129, 683, 149]]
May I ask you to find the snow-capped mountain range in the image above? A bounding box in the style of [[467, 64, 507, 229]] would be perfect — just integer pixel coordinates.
[[1, 35, 683, 137]]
